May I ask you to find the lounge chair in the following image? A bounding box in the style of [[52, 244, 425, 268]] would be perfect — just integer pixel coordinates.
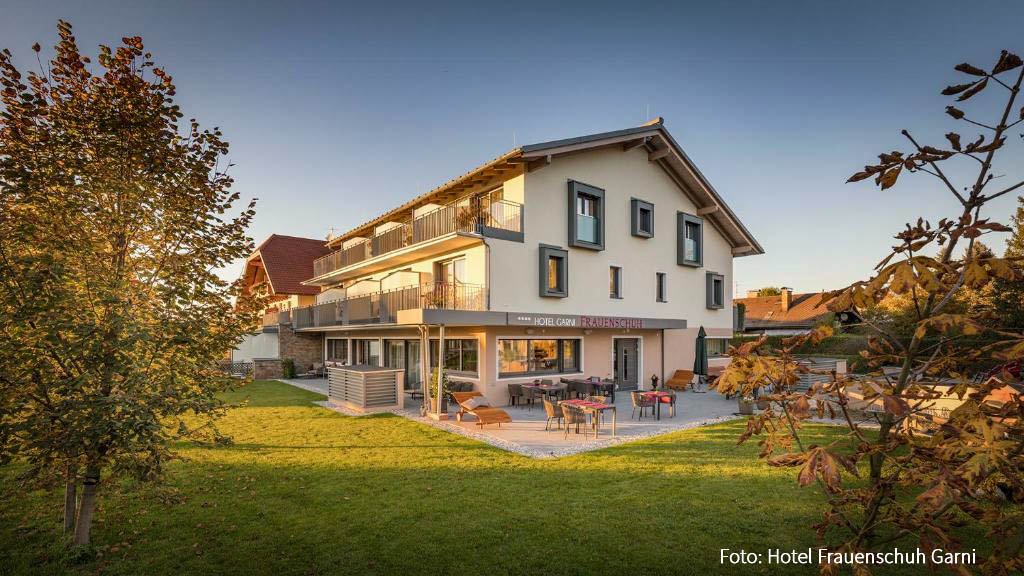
[[451, 392, 512, 428], [666, 370, 694, 391]]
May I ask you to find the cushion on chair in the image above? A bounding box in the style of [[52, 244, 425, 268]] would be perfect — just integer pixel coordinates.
[[463, 395, 489, 410]]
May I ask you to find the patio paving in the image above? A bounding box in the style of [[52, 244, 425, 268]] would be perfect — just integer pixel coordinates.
[[277, 377, 741, 458]]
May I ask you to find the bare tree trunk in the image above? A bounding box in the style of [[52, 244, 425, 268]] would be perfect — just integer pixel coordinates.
[[73, 467, 100, 546], [62, 469, 77, 536]]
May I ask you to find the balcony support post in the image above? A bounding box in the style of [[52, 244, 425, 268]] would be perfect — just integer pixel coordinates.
[[435, 324, 445, 419]]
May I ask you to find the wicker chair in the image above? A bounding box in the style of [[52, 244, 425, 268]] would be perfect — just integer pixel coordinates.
[[507, 383, 524, 407], [561, 404, 589, 439], [543, 398, 563, 430], [631, 391, 656, 420]]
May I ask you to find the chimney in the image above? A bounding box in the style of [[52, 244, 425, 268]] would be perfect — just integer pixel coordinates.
[[780, 287, 793, 312], [746, 290, 760, 298]]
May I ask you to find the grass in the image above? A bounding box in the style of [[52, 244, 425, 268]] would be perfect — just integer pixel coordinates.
[[0, 381, 982, 575]]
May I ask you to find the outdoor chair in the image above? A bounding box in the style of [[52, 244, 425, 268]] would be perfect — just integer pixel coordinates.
[[451, 392, 512, 428], [507, 383, 524, 406], [658, 390, 677, 418], [307, 362, 325, 378], [583, 395, 607, 427], [543, 398, 563, 431], [666, 370, 695, 391], [561, 404, 589, 439], [631, 391, 656, 420], [524, 384, 544, 410]]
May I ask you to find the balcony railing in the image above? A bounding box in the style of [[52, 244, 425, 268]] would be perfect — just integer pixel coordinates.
[[291, 281, 486, 330], [312, 196, 522, 279]]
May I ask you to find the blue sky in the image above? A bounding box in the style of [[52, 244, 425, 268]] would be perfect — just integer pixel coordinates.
[[4, 0, 1023, 295]]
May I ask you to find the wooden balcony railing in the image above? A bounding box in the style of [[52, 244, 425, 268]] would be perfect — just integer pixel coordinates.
[[291, 281, 486, 330], [312, 197, 522, 278]]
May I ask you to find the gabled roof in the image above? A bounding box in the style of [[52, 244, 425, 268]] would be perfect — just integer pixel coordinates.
[[328, 118, 763, 256], [245, 234, 331, 296], [735, 292, 833, 329]]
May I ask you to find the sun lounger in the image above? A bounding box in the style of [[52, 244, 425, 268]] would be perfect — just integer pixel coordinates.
[[451, 391, 512, 428]]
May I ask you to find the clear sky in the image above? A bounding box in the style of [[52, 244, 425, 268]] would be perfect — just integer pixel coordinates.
[[4, 0, 1023, 295]]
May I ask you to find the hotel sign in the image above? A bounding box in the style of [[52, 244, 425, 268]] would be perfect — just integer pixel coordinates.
[[507, 313, 675, 329]]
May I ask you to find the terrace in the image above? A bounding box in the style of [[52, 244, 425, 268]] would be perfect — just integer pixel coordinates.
[[305, 195, 522, 285]]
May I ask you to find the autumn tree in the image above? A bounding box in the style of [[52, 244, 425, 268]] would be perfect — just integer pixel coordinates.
[[718, 50, 1024, 575], [992, 196, 1024, 330], [0, 22, 263, 546]]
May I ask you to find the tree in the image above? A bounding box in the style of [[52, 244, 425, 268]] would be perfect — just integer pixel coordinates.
[[717, 50, 1024, 575], [992, 196, 1024, 330], [757, 286, 783, 296], [0, 22, 263, 546]]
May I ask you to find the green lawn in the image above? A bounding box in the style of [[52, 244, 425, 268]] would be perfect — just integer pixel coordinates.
[[0, 381, 981, 575]]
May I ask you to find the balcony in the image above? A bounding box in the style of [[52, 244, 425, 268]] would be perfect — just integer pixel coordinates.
[[308, 196, 522, 285], [290, 281, 486, 330]]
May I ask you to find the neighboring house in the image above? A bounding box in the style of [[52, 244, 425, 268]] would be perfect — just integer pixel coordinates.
[[232, 235, 331, 368], [285, 118, 763, 406], [241, 234, 332, 322], [735, 287, 860, 335]]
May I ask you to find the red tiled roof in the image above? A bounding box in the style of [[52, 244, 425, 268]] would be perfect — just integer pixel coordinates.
[[735, 292, 832, 329], [249, 235, 330, 296]]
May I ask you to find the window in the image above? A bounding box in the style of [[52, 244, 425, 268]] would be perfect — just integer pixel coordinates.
[[677, 212, 703, 267], [631, 198, 654, 238], [609, 266, 622, 299], [567, 180, 605, 250], [706, 338, 729, 357], [498, 338, 582, 377], [436, 257, 466, 285], [656, 272, 667, 302], [706, 272, 725, 309], [538, 244, 568, 298], [352, 339, 380, 365], [429, 339, 478, 374], [326, 338, 348, 362]]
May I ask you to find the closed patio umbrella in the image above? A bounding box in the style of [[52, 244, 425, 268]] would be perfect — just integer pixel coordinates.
[[693, 326, 708, 393]]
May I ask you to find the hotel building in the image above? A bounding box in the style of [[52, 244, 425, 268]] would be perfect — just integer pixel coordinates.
[[281, 118, 763, 406]]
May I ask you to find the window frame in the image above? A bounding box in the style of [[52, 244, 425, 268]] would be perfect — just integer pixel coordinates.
[[706, 337, 729, 357], [567, 180, 605, 250], [538, 244, 568, 298], [706, 271, 725, 309], [656, 272, 667, 303], [677, 212, 704, 267], [631, 198, 655, 238], [609, 265, 622, 299], [428, 338, 479, 376], [497, 337, 583, 378]]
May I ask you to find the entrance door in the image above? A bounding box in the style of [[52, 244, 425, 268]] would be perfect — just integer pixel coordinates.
[[613, 338, 640, 390]]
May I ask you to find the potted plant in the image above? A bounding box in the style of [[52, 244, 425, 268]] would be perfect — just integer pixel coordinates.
[[738, 393, 755, 415], [650, 374, 659, 391], [755, 387, 770, 411], [428, 369, 450, 413]]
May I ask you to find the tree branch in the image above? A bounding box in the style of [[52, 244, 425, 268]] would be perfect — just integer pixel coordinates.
[[901, 130, 967, 205]]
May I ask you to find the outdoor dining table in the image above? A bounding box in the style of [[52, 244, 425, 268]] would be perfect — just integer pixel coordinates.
[[559, 398, 617, 437], [560, 378, 616, 402], [520, 382, 567, 402], [638, 391, 674, 420]]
